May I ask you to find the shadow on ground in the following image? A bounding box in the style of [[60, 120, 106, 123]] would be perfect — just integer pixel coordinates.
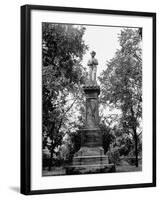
[[9, 186, 20, 193]]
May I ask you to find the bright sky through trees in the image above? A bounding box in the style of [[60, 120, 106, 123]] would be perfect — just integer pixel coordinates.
[[81, 25, 122, 79]]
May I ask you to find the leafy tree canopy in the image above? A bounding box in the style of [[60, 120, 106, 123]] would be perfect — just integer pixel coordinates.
[[42, 23, 88, 168], [99, 28, 142, 131], [99, 28, 142, 166]]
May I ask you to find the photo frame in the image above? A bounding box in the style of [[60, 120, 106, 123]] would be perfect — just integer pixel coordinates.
[[21, 4, 156, 195]]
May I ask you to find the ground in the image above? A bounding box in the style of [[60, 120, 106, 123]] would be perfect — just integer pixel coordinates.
[[42, 163, 142, 176], [116, 165, 142, 172]]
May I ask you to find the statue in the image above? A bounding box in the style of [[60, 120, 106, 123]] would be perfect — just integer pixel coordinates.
[[87, 51, 98, 84]]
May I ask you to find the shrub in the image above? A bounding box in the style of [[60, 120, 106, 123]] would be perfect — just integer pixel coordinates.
[[108, 147, 121, 165]]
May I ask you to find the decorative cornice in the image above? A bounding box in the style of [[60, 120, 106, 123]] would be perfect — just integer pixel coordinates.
[[83, 85, 100, 94]]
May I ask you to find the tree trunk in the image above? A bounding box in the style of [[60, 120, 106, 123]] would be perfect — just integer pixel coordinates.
[[48, 141, 54, 171], [48, 125, 60, 171], [134, 129, 138, 167], [130, 107, 139, 167], [47, 116, 63, 171], [48, 122, 55, 171]]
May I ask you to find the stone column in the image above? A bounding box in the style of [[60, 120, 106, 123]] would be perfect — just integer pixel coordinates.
[[81, 85, 102, 147]]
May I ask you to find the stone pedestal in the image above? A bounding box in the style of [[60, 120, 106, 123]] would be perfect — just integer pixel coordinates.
[[66, 85, 115, 174]]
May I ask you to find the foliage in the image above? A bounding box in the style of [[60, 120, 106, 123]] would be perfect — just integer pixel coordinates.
[[99, 28, 142, 112], [59, 131, 81, 164], [99, 122, 115, 154], [99, 28, 142, 167], [42, 23, 88, 170], [108, 147, 121, 165], [70, 131, 81, 153]]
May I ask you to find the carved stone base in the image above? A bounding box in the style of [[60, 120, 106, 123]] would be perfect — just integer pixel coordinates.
[[80, 129, 102, 147], [65, 164, 115, 175], [73, 147, 108, 165], [65, 147, 116, 175], [64, 84, 116, 175]]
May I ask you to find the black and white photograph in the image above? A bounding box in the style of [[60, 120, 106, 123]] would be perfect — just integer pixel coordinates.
[[0, 0, 159, 198], [42, 23, 143, 176], [20, 5, 156, 194]]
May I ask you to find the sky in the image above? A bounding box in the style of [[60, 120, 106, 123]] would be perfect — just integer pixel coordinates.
[[81, 25, 123, 79]]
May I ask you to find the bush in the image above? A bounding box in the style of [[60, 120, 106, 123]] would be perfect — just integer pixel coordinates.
[[108, 147, 121, 165]]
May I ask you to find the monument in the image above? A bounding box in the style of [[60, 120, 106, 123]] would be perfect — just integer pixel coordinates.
[[87, 50, 98, 85], [66, 51, 115, 174]]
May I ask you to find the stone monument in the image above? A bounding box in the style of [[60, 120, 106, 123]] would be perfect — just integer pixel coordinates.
[[87, 50, 98, 85], [66, 51, 115, 174]]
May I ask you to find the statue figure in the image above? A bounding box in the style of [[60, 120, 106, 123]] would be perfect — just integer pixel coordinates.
[[87, 51, 98, 84]]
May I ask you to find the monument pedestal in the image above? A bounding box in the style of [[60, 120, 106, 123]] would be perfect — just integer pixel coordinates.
[[66, 146, 115, 174], [66, 85, 115, 174]]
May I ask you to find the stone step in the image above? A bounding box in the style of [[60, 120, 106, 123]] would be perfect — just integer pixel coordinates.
[[72, 155, 109, 165], [74, 155, 107, 158], [73, 160, 109, 165], [65, 163, 115, 174], [74, 147, 104, 156], [67, 163, 114, 168]]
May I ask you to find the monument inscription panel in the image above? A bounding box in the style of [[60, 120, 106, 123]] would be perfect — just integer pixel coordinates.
[[86, 99, 99, 128]]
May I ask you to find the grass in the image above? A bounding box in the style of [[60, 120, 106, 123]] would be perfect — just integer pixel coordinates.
[[42, 163, 142, 176], [43, 166, 66, 176], [116, 164, 142, 172]]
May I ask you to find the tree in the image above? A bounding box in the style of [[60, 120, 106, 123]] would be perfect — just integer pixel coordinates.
[[42, 23, 88, 170], [99, 28, 142, 167]]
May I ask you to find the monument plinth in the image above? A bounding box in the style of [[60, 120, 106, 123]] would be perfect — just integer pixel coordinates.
[[66, 85, 115, 174]]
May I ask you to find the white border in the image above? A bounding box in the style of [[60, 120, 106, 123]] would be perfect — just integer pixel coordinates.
[[31, 9, 153, 190]]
